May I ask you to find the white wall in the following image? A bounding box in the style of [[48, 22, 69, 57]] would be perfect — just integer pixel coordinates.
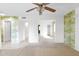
[[28, 19, 39, 43], [18, 20, 25, 41], [16, 17, 29, 43], [55, 15, 64, 43], [75, 8, 79, 51]]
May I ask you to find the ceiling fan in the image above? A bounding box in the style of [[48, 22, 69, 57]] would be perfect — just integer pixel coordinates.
[[26, 3, 56, 15]]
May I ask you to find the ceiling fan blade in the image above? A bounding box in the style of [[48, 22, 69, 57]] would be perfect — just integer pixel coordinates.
[[33, 3, 40, 6], [26, 7, 37, 12], [42, 3, 50, 5], [44, 6, 56, 12]]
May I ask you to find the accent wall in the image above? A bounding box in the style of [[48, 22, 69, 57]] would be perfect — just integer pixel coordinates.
[[64, 10, 75, 48]]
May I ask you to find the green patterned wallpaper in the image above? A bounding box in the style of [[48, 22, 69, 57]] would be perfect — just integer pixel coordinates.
[[64, 10, 75, 48], [0, 16, 18, 20]]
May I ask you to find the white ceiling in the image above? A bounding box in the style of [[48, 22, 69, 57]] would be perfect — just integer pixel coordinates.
[[0, 3, 79, 18]]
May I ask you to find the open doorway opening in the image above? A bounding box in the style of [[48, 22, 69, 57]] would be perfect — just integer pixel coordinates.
[[38, 25, 40, 35], [38, 20, 56, 43]]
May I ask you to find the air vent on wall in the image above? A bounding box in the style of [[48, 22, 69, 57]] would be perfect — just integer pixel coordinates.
[[21, 17, 26, 19]]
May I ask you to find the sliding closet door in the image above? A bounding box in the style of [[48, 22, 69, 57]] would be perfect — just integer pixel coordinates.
[[0, 21, 2, 43], [3, 21, 11, 42]]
